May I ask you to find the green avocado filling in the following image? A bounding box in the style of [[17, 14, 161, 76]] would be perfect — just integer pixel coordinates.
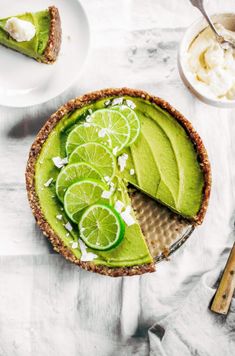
[[0, 9, 50, 60], [35, 97, 204, 268]]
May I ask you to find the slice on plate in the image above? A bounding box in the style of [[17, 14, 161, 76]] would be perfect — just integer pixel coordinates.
[[0, 6, 61, 63], [26, 88, 211, 277]]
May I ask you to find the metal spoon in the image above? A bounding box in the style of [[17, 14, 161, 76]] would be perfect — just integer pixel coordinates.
[[189, 0, 235, 49]]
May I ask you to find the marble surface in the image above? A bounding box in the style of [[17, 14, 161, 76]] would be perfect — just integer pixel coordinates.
[[0, 0, 235, 355]]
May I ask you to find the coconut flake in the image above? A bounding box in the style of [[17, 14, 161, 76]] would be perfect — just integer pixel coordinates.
[[78, 240, 98, 261], [98, 128, 107, 138], [104, 100, 111, 106], [125, 205, 132, 214], [81, 252, 98, 262], [114, 200, 125, 213], [101, 190, 113, 199], [112, 146, 119, 156], [104, 176, 111, 183], [83, 122, 90, 128], [56, 214, 63, 220], [44, 177, 53, 187], [64, 222, 73, 232], [71, 242, 78, 249], [126, 100, 136, 109], [118, 153, 128, 172], [88, 109, 93, 114], [52, 156, 68, 169], [86, 115, 92, 122], [112, 98, 123, 106], [130, 169, 135, 176], [109, 181, 115, 189], [78, 240, 86, 253], [121, 206, 135, 226]]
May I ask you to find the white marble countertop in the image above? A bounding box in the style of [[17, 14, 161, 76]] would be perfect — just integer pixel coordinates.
[[0, 1, 235, 355]]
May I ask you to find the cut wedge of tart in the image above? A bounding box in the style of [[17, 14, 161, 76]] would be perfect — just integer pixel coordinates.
[[26, 88, 211, 277], [0, 6, 61, 63]]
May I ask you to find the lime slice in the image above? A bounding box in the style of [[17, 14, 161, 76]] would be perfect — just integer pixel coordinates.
[[56, 162, 103, 202], [68, 142, 115, 179], [111, 105, 140, 145], [79, 203, 125, 251], [89, 109, 130, 153], [66, 123, 111, 155], [64, 179, 108, 223]]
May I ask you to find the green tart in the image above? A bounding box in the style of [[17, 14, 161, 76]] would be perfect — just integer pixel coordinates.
[[26, 88, 211, 277], [0, 6, 61, 63]]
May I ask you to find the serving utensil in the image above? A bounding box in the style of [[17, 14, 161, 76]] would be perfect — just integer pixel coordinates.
[[189, 0, 235, 49], [210, 243, 235, 315]]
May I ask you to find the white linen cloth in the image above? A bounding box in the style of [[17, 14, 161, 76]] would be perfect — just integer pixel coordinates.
[[0, 1, 235, 355], [149, 268, 235, 356]]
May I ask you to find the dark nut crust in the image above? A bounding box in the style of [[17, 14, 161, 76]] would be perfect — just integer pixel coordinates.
[[25, 88, 211, 277], [42, 6, 62, 64]]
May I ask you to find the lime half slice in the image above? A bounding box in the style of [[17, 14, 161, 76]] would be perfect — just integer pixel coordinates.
[[68, 142, 115, 179], [111, 105, 140, 145], [66, 123, 111, 155], [79, 203, 125, 251], [56, 162, 103, 202], [64, 179, 108, 223], [89, 109, 130, 153]]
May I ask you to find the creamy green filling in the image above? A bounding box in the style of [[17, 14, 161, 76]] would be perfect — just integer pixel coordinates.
[[34, 96, 204, 268], [0, 10, 50, 59], [125, 100, 204, 217]]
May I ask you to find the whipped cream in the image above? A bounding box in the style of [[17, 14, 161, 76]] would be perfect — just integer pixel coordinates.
[[4, 17, 36, 42], [187, 24, 235, 100]]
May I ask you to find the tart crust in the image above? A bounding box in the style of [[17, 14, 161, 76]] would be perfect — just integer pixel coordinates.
[[25, 88, 211, 277], [41, 6, 61, 64]]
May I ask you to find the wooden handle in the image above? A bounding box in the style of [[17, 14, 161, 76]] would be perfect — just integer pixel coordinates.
[[210, 243, 235, 315]]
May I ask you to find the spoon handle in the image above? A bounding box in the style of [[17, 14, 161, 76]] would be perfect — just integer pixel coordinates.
[[189, 0, 221, 39], [210, 243, 235, 315]]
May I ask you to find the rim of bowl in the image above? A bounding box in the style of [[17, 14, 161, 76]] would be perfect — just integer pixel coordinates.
[[178, 13, 235, 108]]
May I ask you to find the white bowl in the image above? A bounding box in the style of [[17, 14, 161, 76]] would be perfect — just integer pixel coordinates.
[[178, 13, 235, 108]]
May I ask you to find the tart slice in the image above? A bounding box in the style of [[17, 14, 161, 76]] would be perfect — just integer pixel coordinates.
[[0, 6, 61, 63], [26, 88, 211, 277]]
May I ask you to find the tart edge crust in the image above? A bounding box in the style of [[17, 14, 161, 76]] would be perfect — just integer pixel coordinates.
[[41, 6, 62, 64], [25, 88, 211, 277]]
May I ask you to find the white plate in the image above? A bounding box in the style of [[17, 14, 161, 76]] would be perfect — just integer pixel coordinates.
[[0, 0, 90, 107]]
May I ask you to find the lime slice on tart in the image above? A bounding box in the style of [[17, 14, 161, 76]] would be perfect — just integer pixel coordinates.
[[66, 123, 112, 155], [111, 105, 140, 145], [64, 179, 108, 223], [68, 142, 115, 179], [56, 162, 103, 202], [89, 109, 131, 153], [79, 203, 125, 251]]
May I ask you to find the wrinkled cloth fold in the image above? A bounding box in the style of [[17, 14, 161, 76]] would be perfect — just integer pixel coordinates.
[[149, 269, 235, 356]]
